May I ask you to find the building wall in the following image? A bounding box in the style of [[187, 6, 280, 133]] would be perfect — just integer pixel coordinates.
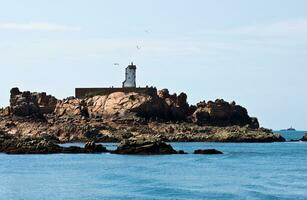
[[123, 67, 136, 88], [75, 87, 157, 99]]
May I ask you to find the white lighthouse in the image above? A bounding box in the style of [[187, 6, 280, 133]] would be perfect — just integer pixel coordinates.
[[122, 62, 136, 88]]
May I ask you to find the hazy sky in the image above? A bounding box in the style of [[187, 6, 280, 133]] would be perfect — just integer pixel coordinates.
[[0, 0, 306, 130]]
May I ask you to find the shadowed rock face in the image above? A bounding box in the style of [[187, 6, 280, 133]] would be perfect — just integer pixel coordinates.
[[114, 137, 178, 155], [5, 87, 259, 129], [55, 90, 190, 121], [84, 141, 107, 152], [192, 99, 259, 128], [9, 87, 58, 117], [53, 89, 258, 128], [194, 149, 223, 155], [157, 89, 190, 120], [0, 132, 108, 154], [0, 130, 61, 154], [0, 88, 286, 145]]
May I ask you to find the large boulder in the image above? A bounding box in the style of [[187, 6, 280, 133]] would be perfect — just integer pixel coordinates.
[[54, 97, 88, 117], [84, 141, 108, 153], [9, 87, 58, 117], [192, 99, 259, 128], [85, 95, 108, 118], [9, 88, 40, 117], [158, 89, 190, 120], [114, 137, 178, 155], [194, 149, 223, 154], [84, 91, 186, 120], [52, 88, 260, 128], [301, 134, 307, 141], [86, 92, 163, 118], [54, 92, 159, 118], [35, 92, 58, 114]]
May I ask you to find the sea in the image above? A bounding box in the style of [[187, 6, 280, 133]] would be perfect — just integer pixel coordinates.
[[0, 131, 306, 200]]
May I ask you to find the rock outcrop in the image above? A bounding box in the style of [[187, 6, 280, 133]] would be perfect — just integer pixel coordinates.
[[192, 99, 259, 128], [86, 92, 164, 119], [84, 141, 107, 152], [0, 87, 285, 144], [7, 88, 259, 129], [194, 149, 223, 154], [157, 89, 190, 120], [301, 134, 307, 141], [114, 137, 179, 155], [55, 90, 189, 121], [144, 124, 285, 143], [54, 97, 88, 117], [55, 91, 258, 128], [9, 88, 58, 117], [0, 132, 108, 154]]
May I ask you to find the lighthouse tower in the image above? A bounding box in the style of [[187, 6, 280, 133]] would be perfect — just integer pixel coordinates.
[[122, 62, 136, 88]]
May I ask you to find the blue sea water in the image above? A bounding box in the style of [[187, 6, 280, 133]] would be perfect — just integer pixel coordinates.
[[0, 132, 307, 200], [274, 130, 306, 141]]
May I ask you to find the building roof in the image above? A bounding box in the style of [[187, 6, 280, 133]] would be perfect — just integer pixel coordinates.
[[127, 62, 136, 69]]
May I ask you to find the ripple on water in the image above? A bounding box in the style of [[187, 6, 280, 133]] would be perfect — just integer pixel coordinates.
[[0, 140, 307, 200]]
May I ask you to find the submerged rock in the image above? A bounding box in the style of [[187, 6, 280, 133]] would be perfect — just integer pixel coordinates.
[[194, 149, 223, 155], [114, 137, 178, 155], [289, 139, 300, 142]]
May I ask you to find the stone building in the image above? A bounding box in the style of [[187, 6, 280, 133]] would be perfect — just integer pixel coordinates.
[[122, 63, 136, 88], [75, 63, 156, 98]]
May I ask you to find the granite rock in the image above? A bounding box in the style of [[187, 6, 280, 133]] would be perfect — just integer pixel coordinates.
[[114, 137, 178, 155], [194, 149, 223, 154]]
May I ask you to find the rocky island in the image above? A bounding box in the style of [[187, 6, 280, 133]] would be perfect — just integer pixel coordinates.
[[0, 86, 285, 154]]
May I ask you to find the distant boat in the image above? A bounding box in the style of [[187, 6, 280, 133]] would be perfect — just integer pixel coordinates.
[[280, 127, 296, 131]]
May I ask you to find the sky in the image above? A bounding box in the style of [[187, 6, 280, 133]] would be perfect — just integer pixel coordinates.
[[0, 0, 306, 130]]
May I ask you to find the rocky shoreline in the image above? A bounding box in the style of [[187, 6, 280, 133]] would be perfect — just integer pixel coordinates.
[[0, 87, 287, 154], [0, 131, 223, 155]]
